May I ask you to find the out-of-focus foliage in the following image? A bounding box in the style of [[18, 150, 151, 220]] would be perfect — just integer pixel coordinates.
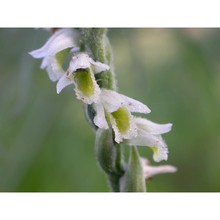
[[0, 28, 220, 192]]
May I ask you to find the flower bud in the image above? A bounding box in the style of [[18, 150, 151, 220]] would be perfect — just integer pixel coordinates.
[[95, 128, 125, 191], [95, 128, 119, 174]]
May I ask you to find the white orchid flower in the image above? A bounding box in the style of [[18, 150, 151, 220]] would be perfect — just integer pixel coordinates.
[[56, 53, 110, 104], [93, 89, 151, 143], [126, 117, 172, 162], [140, 158, 177, 179], [29, 28, 79, 82]]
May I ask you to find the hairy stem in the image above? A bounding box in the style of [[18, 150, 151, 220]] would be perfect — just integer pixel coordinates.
[[80, 28, 124, 192], [80, 28, 116, 90]]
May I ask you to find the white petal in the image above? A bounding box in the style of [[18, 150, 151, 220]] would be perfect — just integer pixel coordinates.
[[135, 117, 172, 134], [93, 103, 109, 129], [100, 89, 151, 114], [100, 89, 126, 113], [126, 131, 168, 162], [47, 29, 78, 56], [40, 57, 49, 69], [120, 94, 151, 114], [109, 115, 123, 143], [29, 28, 78, 59], [68, 53, 91, 73], [45, 56, 65, 82], [56, 73, 74, 94], [126, 130, 160, 147], [68, 54, 110, 74], [140, 158, 177, 179], [29, 30, 63, 58], [29, 45, 49, 59], [89, 59, 110, 73], [70, 47, 80, 53]]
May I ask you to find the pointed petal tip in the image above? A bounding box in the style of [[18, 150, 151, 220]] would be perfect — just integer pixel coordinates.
[[56, 74, 74, 94], [28, 50, 38, 58], [166, 123, 173, 132], [56, 85, 63, 94], [146, 107, 151, 114], [56, 88, 61, 94], [168, 166, 177, 173], [29, 48, 46, 59]]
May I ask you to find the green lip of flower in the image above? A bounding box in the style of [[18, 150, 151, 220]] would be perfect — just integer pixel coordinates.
[[74, 68, 95, 97], [73, 68, 100, 104], [111, 107, 130, 135]]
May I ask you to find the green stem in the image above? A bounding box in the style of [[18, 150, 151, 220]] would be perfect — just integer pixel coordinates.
[[80, 28, 125, 192], [80, 28, 116, 90]]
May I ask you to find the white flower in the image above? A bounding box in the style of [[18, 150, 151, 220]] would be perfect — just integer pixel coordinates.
[[126, 117, 172, 162], [56, 53, 110, 104], [93, 90, 172, 162], [93, 89, 151, 143], [140, 158, 177, 179], [29, 28, 79, 82]]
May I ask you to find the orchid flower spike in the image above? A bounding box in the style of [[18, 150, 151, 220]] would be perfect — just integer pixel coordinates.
[[56, 53, 110, 104], [126, 117, 172, 162], [93, 89, 151, 143], [29, 28, 79, 82], [140, 158, 177, 179]]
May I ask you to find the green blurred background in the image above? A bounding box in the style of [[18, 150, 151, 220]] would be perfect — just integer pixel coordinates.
[[0, 28, 220, 192]]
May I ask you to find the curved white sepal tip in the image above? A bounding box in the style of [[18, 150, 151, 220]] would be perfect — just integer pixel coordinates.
[[56, 74, 74, 94]]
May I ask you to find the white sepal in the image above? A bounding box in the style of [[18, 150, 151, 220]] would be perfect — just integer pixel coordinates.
[[56, 73, 74, 94], [134, 117, 172, 134], [29, 28, 78, 59], [120, 94, 151, 114], [90, 60, 110, 73], [126, 129, 168, 162], [100, 89, 150, 114], [140, 158, 177, 179], [69, 54, 92, 73], [29, 28, 79, 82], [46, 56, 65, 82], [68, 53, 110, 74], [93, 103, 109, 129], [100, 89, 126, 113]]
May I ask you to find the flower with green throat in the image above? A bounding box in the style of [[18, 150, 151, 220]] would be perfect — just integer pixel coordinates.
[[93, 89, 151, 143], [126, 117, 172, 162], [92, 89, 172, 162], [29, 28, 79, 82], [56, 53, 110, 104]]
